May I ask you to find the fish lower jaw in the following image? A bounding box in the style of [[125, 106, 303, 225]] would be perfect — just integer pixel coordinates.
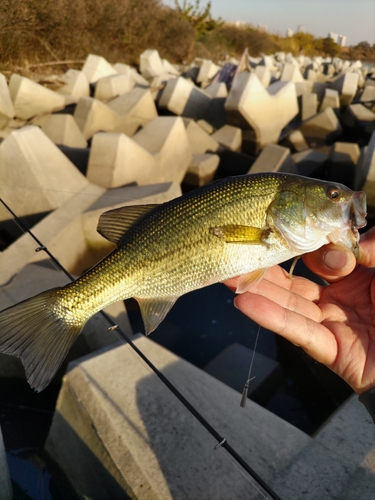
[[327, 227, 359, 254]]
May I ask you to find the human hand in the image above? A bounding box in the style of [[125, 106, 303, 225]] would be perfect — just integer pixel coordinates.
[[225, 226, 375, 394]]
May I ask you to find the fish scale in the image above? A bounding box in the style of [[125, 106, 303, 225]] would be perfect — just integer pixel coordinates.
[[0, 172, 367, 391]]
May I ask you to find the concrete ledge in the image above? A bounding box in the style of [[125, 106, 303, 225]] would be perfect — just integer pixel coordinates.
[[45, 336, 311, 499], [270, 394, 375, 499]]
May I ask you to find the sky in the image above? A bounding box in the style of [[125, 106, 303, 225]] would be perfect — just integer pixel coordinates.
[[163, 0, 375, 46]]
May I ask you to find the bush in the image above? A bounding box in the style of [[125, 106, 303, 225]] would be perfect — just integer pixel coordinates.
[[199, 24, 277, 60], [0, 0, 195, 68]]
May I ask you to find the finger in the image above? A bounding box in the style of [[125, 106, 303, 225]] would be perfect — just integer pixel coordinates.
[[233, 293, 338, 365], [246, 277, 323, 321], [302, 244, 356, 283], [224, 265, 323, 302], [358, 226, 375, 267]]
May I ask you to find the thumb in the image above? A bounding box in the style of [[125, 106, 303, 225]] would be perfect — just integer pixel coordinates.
[[302, 244, 356, 282]]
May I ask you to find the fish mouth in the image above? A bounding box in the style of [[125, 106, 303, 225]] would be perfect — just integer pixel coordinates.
[[327, 190, 367, 257], [346, 190, 367, 257], [351, 191, 367, 231]]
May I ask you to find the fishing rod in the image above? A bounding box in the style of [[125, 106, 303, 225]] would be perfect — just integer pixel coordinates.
[[0, 197, 282, 500]]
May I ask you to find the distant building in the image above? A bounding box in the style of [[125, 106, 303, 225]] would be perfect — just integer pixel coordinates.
[[286, 28, 294, 37], [257, 24, 268, 32], [328, 32, 339, 43], [328, 32, 346, 47], [338, 35, 347, 47], [297, 25, 305, 33]]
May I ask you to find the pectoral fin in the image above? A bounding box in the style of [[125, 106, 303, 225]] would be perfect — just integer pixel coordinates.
[[211, 225, 267, 245], [236, 268, 267, 293], [136, 296, 178, 335]]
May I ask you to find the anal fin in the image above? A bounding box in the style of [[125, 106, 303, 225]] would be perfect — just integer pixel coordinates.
[[136, 296, 179, 335]]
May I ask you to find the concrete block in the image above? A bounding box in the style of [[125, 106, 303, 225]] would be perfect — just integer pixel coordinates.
[[162, 59, 180, 76], [139, 49, 165, 79], [94, 73, 135, 102], [225, 73, 298, 152], [73, 97, 121, 140], [81, 54, 117, 84], [0, 126, 88, 221], [158, 77, 211, 119], [298, 107, 343, 146], [306, 69, 329, 83], [254, 66, 271, 87], [320, 88, 340, 111], [203, 82, 228, 98], [211, 124, 242, 152], [329, 72, 359, 106], [57, 69, 90, 98], [310, 81, 327, 104], [87, 132, 156, 188], [196, 119, 214, 134], [281, 63, 305, 82], [270, 395, 375, 500], [41, 114, 88, 148], [282, 130, 309, 152], [259, 55, 278, 71], [360, 85, 375, 103], [298, 93, 318, 121], [149, 73, 176, 100], [196, 59, 221, 84], [293, 149, 328, 177], [344, 104, 375, 128], [113, 63, 149, 87], [183, 118, 219, 155], [45, 336, 311, 499], [183, 153, 220, 187], [328, 142, 360, 187], [9, 74, 66, 120], [133, 116, 192, 184], [107, 88, 158, 134], [249, 144, 297, 174], [0, 74, 15, 130]]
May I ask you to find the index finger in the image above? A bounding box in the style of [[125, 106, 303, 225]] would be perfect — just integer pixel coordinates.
[[233, 291, 338, 366]]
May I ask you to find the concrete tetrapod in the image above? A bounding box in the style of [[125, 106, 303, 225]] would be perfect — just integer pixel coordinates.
[[225, 73, 298, 152]]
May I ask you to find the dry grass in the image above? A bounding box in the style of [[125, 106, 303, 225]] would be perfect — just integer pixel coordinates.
[[0, 1, 373, 72]]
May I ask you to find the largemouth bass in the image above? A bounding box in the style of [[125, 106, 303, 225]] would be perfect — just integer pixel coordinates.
[[0, 173, 367, 391]]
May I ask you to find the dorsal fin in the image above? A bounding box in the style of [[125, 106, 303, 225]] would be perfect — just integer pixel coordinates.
[[97, 204, 160, 244]]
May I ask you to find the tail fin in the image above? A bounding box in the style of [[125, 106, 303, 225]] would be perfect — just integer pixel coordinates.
[[0, 289, 85, 392]]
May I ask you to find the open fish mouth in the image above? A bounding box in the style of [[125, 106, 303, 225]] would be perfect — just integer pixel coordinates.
[[344, 190, 367, 258], [348, 191, 367, 247], [351, 191, 367, 234]]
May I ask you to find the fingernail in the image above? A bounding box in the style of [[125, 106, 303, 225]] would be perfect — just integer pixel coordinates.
[[323, 250, 349, 270]]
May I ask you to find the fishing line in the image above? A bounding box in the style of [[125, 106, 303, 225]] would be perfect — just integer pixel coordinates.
[[0, 197, 282, 500], [240, 324, 261, 408]]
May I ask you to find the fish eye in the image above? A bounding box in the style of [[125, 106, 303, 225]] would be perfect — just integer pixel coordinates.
[[328, 187, 340, 200]]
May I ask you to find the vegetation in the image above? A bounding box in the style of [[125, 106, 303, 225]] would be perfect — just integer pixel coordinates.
[[0, 0, 374, 70], [174, 0, 223, 39]]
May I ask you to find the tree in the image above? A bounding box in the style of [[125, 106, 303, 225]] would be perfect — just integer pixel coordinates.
[[321, 37, 340, 57], [174, 0, 223, 39]]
